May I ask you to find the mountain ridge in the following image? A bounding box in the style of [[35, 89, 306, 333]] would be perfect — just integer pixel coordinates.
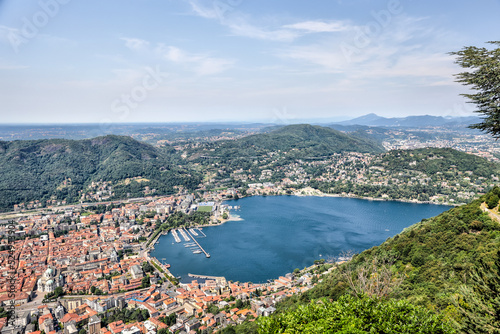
[[189, 124, 385, 159], [0, 135, 200, 212], [336, 113, 480, 127]]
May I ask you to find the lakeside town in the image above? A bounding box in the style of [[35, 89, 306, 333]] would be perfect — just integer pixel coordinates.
[[0, 192, 334, 334], [0, 124, 499, 334]]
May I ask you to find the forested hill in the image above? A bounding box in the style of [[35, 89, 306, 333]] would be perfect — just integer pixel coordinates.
[[187, 124, 385, 159], [273, 187, 500, 333], [0, 135, 200, 212], [373, 147, 498, 178]]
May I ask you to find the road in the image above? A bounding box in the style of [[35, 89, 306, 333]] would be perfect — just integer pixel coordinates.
[[480, 203, 500, 223], [487, 208, 500, 223], [0, 195, 165, 219]]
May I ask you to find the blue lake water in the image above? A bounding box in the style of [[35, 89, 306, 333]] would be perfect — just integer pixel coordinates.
[[151, 196, 451, 283]]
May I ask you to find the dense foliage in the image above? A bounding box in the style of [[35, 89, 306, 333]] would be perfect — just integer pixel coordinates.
[[100, 307, 150, 327], [258, 295, 454, 334], [457, 250, 500, 333], [187, 124, 384, 161], [276, 187, 500, 333], [374, 148, 498, 178], [0, 135, 201, 212]]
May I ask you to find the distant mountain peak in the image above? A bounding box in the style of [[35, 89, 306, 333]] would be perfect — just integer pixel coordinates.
[[337, 114, 479, 127]]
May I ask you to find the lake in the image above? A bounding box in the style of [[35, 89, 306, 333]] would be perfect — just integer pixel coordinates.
[[150, 196, 451, 283]]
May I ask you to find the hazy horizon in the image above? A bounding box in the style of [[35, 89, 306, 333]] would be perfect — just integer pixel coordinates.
[[0, 112, 480, 126]]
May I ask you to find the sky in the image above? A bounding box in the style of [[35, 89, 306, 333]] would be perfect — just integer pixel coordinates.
[[0, 0, 499, 124]]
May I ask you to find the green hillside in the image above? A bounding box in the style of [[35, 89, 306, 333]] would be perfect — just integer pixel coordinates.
[[188, 124, 384, 160], [0, 135, 200, 212], [258, 295, 454, 334], [272, 187, 500, 333], [373, 148, 498, 178]]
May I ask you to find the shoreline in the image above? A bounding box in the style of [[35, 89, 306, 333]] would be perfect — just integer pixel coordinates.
[[229, 189, 459, 207], [192, 212, 243, 228], [300, 192, 459, 207]]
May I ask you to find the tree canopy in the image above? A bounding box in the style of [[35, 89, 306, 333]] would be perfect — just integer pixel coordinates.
[[451, 41, 500, 139], [258, 295, 455, 334]]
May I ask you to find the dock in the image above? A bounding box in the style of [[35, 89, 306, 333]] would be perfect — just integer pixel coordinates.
[[189, 228, 199, 236], [171, 229, 181, 243], [195, 228, 206, 238], [184, 228, 210, 258], [178, 228, 190, 242]]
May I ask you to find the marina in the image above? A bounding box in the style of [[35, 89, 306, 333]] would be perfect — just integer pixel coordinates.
[[171, 229, 181, 243], [195, 228, 206, 238], [184, 227, 210, 258], [179, 228, 191, 241]]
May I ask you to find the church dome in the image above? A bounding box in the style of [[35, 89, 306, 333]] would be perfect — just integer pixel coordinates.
[[45, 268, 54, 277]]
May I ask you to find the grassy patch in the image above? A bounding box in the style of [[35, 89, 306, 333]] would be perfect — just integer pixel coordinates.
[[198, 206, 213, 212]]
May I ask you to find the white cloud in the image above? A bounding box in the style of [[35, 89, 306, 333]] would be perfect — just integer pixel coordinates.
[[282, 45, 347, 73], [184, 0, 299, 42], [119, 42, 233, 76], [283, 21, 351, 33], [161, 46, 185, 62], [118, 36, 235, 76], [227, 20, 298, 41], [184, 3, 356, 43], [186, 0, 219, 19], [195, 57, 234, 76], [158, 45, 234, 76], [277, 14, 459, 89], [121, 37, 150, 51]]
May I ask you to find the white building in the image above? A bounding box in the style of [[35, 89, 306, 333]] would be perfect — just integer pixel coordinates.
[[37, 266, 64, 293]]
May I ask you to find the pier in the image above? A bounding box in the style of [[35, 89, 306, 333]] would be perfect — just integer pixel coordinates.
[[184, 228, 210, 258], [178, 228, 190, 241], [188, 273, 223, 280], [171, 229, 181, 243], [195, 228, 206, 238], [189, 228, 198, 236]]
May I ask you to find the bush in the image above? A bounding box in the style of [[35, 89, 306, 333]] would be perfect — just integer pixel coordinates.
[[487, 194, 499, 209], [258, 295, 455, 334], [411, 252, 425, 267]]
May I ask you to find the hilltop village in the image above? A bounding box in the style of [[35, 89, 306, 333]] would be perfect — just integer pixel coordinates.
[[0, 193, 332, 334]]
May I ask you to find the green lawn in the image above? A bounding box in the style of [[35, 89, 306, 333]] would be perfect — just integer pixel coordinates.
[[197, 206, 213, 212]]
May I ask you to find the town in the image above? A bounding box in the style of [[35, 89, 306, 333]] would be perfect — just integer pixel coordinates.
[[0, 193, 333, 334], [1, 124, 500, 334]]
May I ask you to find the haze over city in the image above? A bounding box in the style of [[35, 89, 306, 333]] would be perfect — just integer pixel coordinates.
[[1, 0, 499, 124]]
